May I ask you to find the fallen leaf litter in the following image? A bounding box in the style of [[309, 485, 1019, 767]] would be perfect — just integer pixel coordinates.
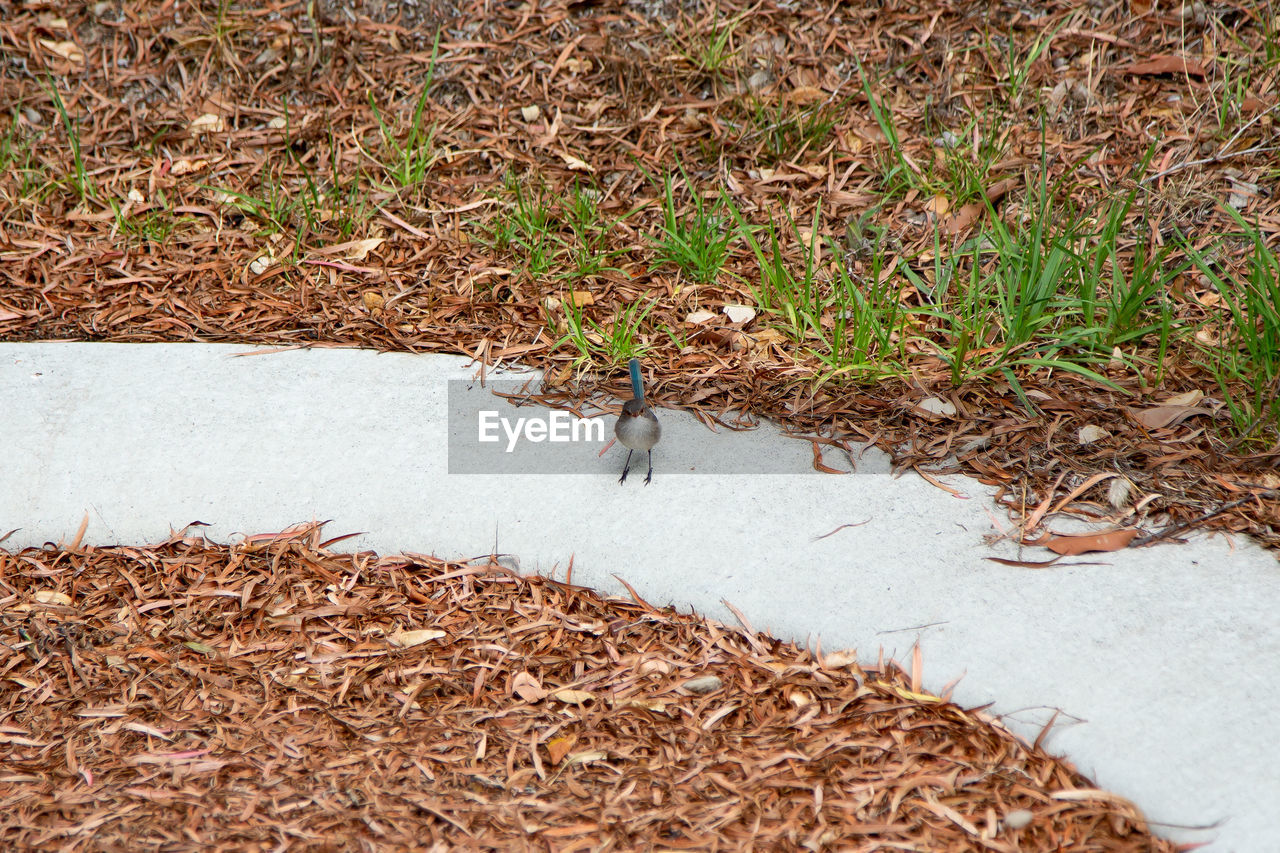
[[1, 528, 1175, 850]]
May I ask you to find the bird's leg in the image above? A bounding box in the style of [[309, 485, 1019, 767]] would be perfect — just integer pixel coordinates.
[[619, 449, 634, 484], [644, 450, 653, 485]]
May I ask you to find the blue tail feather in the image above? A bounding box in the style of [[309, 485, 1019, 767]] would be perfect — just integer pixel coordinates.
[[628, 358, 644, 404]]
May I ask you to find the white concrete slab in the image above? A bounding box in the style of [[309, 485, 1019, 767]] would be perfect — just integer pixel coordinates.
[[2, 341, 1276, 850]]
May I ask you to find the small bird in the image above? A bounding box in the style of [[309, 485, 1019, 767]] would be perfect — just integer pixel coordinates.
[[615, 357, 660, 485]]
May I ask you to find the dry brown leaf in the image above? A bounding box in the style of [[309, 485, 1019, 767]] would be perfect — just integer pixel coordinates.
[[1078, 425, 1111, 444], [1124, 56, 1207, 77], [388, 628, 445, 648], [792, 162, 828, 179], [343, 238, 384, 261], [1240, 96, 1273, 114], [612, 697, 670, 714], [822, 649, 859, 669], [560, 152, 594, 172], [749, 328, 787, 348], [943, 179, 1017, 233], [39, 39, 84, 64], [638, 659, 671, 676], [546, 735, 575, 765], [189, 113, 225, 134], [169, 158, 209, 176], [1044, 528, 1140, 555], [788, 690, 813, 709], [987, 555, 1067, 568], [1133, 404, 1213, 429], [551, 689, 594, 705], [786, 86, 826, 105], [1163, 390, 1204, 407], [511, 671, 547, 702]]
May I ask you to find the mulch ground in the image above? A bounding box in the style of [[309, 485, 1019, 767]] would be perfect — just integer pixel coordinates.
[[0, 0, 1266, 847], [2, 528, 1176, 851], [0, 0, 1277, 551]]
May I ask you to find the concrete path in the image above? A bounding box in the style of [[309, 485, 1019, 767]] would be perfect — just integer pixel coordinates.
[[3, 342, 1277, 850]]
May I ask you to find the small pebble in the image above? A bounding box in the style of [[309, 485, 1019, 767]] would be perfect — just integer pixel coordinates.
[[1004, 809, 1033, 830], [247, 254, 274, 276], [684, 675, 723, 694]]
